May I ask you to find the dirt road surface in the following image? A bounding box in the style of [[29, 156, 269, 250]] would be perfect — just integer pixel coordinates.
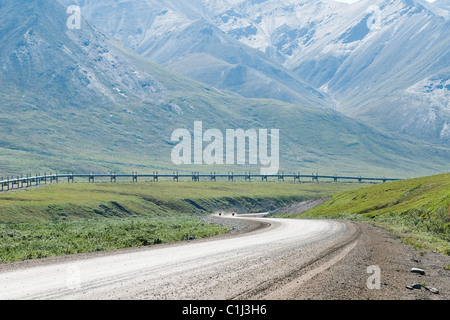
[[0, 214, 449, 300]]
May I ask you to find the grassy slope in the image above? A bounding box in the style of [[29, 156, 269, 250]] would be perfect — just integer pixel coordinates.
[[0, 181, 362, 262], [297, 173, 450, 254]]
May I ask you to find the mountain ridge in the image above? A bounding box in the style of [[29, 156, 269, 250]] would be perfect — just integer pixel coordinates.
[[0, 0, 449, 178], [69, 0, 450, 145], [66, 0, 329, 108]]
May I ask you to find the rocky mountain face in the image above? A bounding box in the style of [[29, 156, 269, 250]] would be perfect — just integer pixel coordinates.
[[0, 0, 170, 114], [68, 0, 449, 145], [64, 0, 328, 108]]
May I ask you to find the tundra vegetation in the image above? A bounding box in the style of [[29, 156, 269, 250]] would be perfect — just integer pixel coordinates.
[[297, 173, 450, 255], [0, 181, 361, 263]]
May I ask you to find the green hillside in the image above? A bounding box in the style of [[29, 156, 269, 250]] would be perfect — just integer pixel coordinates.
[[298, 173, 450, 254]]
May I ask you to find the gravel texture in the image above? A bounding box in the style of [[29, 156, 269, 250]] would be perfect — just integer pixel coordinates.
[[0, 214, 449, 300]]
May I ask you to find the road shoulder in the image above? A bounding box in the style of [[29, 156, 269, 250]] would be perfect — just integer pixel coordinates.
[[289, 221, 450, 300]]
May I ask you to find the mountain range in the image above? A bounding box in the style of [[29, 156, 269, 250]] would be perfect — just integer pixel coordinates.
[[68, 0, 449, 145], [0, 0, 448, 178]]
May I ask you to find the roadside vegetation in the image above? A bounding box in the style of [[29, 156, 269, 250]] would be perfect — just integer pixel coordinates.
[[295, 173, 450, 255], [0, 181, 362, 263], [0, 216, 227, 262]]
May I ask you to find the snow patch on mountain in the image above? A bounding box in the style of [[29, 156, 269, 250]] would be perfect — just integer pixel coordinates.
[[405, 75, 450, 113]]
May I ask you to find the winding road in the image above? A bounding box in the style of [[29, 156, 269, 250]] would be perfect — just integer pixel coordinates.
[[0, 215, 360, 300]]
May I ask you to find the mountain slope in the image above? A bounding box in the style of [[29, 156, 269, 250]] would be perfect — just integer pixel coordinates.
[[68, 0, 450, 145], [0, 0, 449, 178], [62, 0, 329, 108], [206, 0, 450, 145]]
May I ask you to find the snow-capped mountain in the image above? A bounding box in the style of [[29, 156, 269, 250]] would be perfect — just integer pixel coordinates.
[[65, 0, 449, 145], [206, 0, 449, 143], [65, 0, 329, 108]]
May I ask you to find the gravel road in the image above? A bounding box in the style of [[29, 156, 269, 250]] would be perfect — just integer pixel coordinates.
[[0, 213, 449, 300]]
